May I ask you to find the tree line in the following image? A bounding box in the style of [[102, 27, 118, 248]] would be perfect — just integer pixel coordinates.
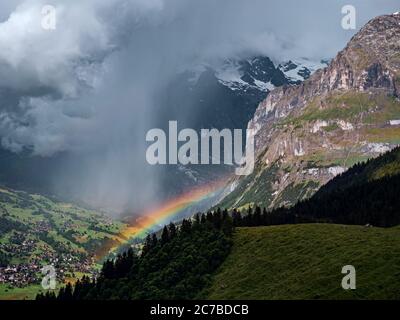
[[233, 147, 400, 228], [37, 209, 234, 300]]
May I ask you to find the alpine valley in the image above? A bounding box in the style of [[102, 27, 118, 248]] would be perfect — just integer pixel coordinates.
[[0, 54, 327, 214], [2, 11, 400, 301]]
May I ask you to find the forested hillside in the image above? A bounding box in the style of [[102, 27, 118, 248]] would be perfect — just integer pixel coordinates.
[[233, 147, 400, 228], [37, 211, 234, 300], [37, 147, 400, 300]]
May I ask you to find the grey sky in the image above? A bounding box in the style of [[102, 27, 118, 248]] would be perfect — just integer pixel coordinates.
[[0, 0, 397, 212]]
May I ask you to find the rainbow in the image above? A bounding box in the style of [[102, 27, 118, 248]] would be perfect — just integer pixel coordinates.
[[95, 177, 229, 260]]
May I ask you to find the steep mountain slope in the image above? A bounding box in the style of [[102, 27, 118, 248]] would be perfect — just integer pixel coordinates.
[[204, 224, 400, 300], [214, 56, 326, 93], [315, 145, 400, 197], [230, 147, 400, 228], [151, 56, 326, 211], [219, 14, 400, 210], [156, 56, 324, 133], [278, 58, 329, 84]]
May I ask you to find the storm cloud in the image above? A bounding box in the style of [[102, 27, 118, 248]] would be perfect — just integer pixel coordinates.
[[0, 0, 397, 212]]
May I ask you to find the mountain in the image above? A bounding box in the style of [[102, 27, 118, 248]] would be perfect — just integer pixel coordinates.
[[232, 146, 400, 228], [215, 56, 285, 92], [156, 56, 326, 132], [215, 57, 327, 92], [153, 56, 326, 186], [0, 186, 124, 298], [40, 144, 400, 300], [208, 143, 400, 298], [44, 142, 400, 300], [315, 145, 400, 197], [0, 55, 323, 216], [218, 13, 400, 210], [214, 56, 326, 92], [278, 58, 329, 84]]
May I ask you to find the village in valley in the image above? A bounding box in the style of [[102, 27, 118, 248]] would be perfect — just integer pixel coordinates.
[[0, 187, 124, 296], [0, 237, 97, 288]]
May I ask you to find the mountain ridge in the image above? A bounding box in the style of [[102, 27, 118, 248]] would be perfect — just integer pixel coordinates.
[[218, 13, 400, 210]]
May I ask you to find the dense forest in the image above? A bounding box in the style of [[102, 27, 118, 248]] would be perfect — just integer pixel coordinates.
[[231, 173, 400, 228], [37, 210, 234, 300]]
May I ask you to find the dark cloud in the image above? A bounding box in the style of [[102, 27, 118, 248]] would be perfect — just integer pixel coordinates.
[[0, 0, 397, 212]]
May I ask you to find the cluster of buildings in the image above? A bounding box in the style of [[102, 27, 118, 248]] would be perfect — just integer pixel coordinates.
[[0, 232, 97, 288]]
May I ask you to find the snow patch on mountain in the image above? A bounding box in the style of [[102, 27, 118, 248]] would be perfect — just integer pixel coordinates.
[[215, 59, 275, 92], [253, 79, 275, 91], [279, 58, 328, 83], [183, 56, 329, 96], [215, 61, 252, 90], [215, 56, 328, 92]]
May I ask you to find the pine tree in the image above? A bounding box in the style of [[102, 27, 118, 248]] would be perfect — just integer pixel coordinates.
[[194, 213, 201, 227], [161, 226, 170, 245], [142, 234, 153, 255], [64, 283, 73, 300], [222, 216, 233, 236], [254, 206, 262, 225], [151, 234, 158, 248], [168, 222, 177, 239], [101, 259, 115, 279], [213, 208, 222, 229], [181, 219, 192, 234]]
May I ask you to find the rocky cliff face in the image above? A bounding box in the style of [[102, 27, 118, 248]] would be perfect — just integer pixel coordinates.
[[219, 13, 400, 210]]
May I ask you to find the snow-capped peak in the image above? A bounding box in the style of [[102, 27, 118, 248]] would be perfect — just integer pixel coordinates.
[[214, 56, 283, 93], [184, 56, 329, 94], [278, 58, 328, 83], [215, 59, 252, 91]]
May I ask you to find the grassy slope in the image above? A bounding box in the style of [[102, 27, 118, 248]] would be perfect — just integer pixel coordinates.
[[204, 224, 400, 300], [0, 284, 44, 300], [0, 187, 126, 300], [0, 187, 125, 256]]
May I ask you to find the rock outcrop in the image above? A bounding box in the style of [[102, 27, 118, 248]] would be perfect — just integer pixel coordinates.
[[218, 14, 400, 210]]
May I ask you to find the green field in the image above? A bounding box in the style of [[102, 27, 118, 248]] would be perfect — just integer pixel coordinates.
[[0, 284, 45, 300], [204, 224, 400, 300]]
